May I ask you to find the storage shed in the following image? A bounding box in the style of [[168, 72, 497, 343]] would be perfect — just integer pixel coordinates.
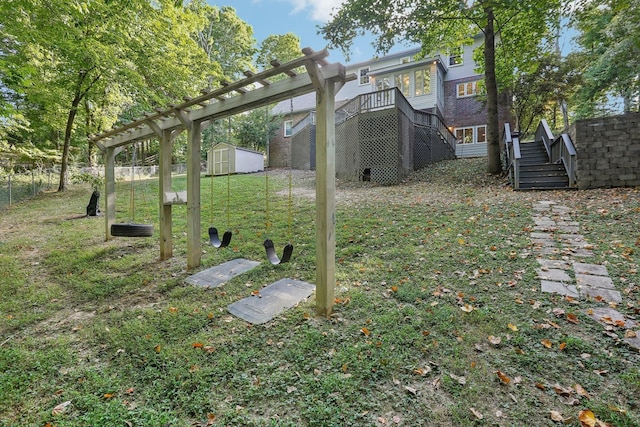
[[207, 142, 264, 175]]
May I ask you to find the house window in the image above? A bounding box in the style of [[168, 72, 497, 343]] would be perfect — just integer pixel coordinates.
[[456, 80, 484, 98], [414, 68, 431, 96], [359, 67, 370, 85], [455, 125, 487, 144], [284, 120, 293, 137], [401, 56, 411, 64], [449, 47, 463, 66], [395, 72, 410, 97]]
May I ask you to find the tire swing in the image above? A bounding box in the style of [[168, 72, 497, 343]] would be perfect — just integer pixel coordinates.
[[111, 142, 154, 238], [207, 119, 233, 248], [262, 105, 293, 265]]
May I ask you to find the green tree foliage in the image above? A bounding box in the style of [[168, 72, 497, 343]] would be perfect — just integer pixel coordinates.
[[189, 1, 257, 81], [234, 109, 281, 152], [257, 33, 304, 70], [571, 0, 640, 117], [321, 0, 562, 174], [0, 0, 219, 190]]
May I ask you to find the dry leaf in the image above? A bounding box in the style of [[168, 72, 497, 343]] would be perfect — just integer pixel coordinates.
[[553, 307, 566, 317], [541, 339, 553, 348], [559, 342, 567, 350], [361, 327, 371, 336], [575, 383, 591, 399], [625, 330, 637, 338], [470, 407, 484, 419], [154, 344, 161, 353], [460, 304, 474, 312], [535, 382, 546, 390], [404, 385, 418, 395], [567, 313, 579, 324], [52, 400, 72, 416], [104, 393, 114, 399], [507, 323, 518, 331], [495, 370, 511, 385], [553, 383, 572, 397], [449, 373, 466, 385], [550, 410, 565, 422], [168, 307, 178, 313], [192, 342, 204, 348], [488, 335, 502, 345], [578, 409, 597, 427]]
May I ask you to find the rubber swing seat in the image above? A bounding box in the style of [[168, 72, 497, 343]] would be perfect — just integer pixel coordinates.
[[111, 223, 154, 237], [209, 227, 232, 248], [263, 239, 293, 265]]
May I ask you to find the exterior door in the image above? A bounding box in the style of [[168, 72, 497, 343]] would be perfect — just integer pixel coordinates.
[[214, 148, 230, 175]]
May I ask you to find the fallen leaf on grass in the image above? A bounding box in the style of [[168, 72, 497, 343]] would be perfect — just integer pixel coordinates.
[[495, 370, 511, 384], [470, 407, 483, 419], [553, 308, 566, 317], [52, 400, 72, 416], [567, 313, 579, 324], [488, 335, 502, 345], [550, 410, 565, 422], [625, 330, 637, 338], [168, 307, 178, 313], [361, 327, 371, 336], [559, 342, 567, 350], [192, 342, 204, 348], [574, 383, 591, 399], [460, 304, 474, 312], [103, 393, 114, 399], [507, 323, 518, 331], [553, 383, 573, 397], [541, 339, 553, 348], [449, 373, 466, 385], [404, 385, 418, 395], [578, 409, 597, 427]]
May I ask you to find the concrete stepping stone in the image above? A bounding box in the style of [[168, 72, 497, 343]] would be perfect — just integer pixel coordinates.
[[227, 278, 315, 324], [535, 247, 560, 255], [557, 225, 580, 233], [537, 268, 572, 282], [532, 239, 557, 247], [534, 219, 557, 227], [570, 249, 594, 257], [580, 286, 622, 303], [537, 258, 571, 270], [185, 258, 260, 288], [531, 232, 554, 239], [573, 262, 608, 276], [576, 274, 615, 289], [551, 206, 571, 214], [541, 280, 579, 298], [585, 307, 637, 329]]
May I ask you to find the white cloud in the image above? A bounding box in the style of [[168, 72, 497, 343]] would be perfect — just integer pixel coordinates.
[[284, 0, 347, 22]]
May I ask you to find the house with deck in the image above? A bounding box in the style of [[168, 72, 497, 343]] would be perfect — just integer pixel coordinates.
[[269, 36, 512, 184]]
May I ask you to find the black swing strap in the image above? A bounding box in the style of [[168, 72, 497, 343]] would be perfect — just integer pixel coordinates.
[[209, 227, 232, 248], [263, 239, 293, 265]]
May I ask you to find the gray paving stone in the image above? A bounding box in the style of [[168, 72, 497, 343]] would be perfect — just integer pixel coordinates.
[[532, 239, 557, 247], [576, 274, 614, 289], [535, 219, 557, 227], [580, 286, 622, 303], [551, 205, 571, 213], [535, 247, 561, 255], [534, 225, 558, 232], [531, 232, 554, 239], [573, 262, 609, 277], [557, 225, 580, 233], [556, 221, 579, 227], [572, 249, 595, 257], [585, 307, 637, 329], [562, 240, 592, 249], [185, 258, 260, 288], [537, 200, 556, 206], [541, 280, 579, 298], [624, 336, 640, 350], [558, 234, 586, 242], [537, 258, 571, 270], [537, 268, 572, 282]]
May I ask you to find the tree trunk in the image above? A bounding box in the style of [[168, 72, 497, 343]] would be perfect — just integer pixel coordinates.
[[483, 6, 502, 174], [58, 97, 81, 192]]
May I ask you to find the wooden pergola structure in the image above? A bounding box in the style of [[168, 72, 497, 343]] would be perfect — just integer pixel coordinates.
[[90, 48, 353, 316]]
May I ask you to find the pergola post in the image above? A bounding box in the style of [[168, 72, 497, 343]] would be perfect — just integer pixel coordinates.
[[158, 129, 173, 260], [315, 79, 337, 317], [104, 147, 116, 240], [184, 118, 202, 270]]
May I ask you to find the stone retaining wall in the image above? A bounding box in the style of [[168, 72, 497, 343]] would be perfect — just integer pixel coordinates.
[[571, 113, 640, 189]]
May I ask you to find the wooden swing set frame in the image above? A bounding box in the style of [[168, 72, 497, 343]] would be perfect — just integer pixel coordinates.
[[90, 47, 354, 317]]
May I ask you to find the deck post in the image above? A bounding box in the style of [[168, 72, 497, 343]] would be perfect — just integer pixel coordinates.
[[315, 78, 337, 317]]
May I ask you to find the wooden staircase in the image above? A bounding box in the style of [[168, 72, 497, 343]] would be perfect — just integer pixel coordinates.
[[517, 139, 570, 190]]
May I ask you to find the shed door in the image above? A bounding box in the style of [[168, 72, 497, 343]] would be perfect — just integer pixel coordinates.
[[214, 148, 230, 175]]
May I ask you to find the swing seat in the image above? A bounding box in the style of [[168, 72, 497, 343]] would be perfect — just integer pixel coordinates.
[[209, 227, 232, 248], [263, 239, 293, 265], [111, 223, 154, 237]]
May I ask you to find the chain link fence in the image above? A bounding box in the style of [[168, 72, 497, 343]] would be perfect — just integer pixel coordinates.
[[0, 168, 55, 209]]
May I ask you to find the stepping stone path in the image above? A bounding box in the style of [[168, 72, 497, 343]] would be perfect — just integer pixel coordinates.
[[531, 201, 639, 350]]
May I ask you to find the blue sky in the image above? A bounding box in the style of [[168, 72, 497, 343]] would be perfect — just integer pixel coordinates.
[[206, 0, 412, 65]]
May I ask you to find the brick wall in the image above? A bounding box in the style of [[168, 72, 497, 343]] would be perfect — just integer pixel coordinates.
[[571, 113, 640, 189], [443, 77, 511, 131], [269, 112, 309, 168]]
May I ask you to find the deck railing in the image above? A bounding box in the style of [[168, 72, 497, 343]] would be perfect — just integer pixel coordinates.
[[534, 119, 577, 188], [503, 123, 522, 189]]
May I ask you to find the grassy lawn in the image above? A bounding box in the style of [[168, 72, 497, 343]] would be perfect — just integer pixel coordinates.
[[0, 158, 638, 426]]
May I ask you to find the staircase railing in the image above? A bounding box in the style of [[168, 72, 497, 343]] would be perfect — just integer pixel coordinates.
[[503, 122, 521, 189], [534, 119, 577, 188]]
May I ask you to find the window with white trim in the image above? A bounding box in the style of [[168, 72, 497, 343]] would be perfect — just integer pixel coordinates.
[[449, 46, 463, 66], [454, 125, 487, 144], [456, 80, 484, 98], [401, 56, 411, 64], [395, 72, 410, 97], [414, 68, 431, 96], [284, 120, 293, 137], [358, 66, 370, 85]]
